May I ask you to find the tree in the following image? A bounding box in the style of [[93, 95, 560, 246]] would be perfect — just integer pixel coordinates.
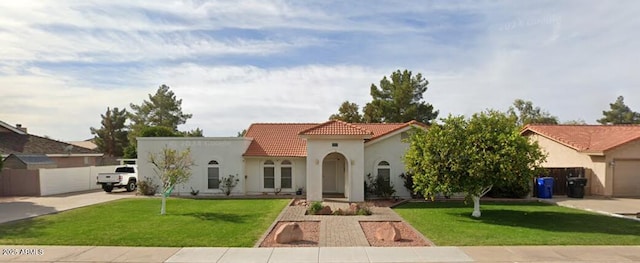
[[563, 119, 587, 125], [597, 96, 640, 124], [148, 146, 194, 215], [182, 128, 204, 137], [507, 99, 558, 126], [363, 70, 438, 124], [90, 107, 129, 157], [404, 110, 546, 217], [129, 84, 193, 131], [127, 84, 199, 157], [236, 129, 247, 137], [329, 101, 364, 123]]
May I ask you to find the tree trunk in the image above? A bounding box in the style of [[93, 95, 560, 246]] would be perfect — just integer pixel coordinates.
[[160, 195, 166, 215], [471, 185, 493, 218], [471, 195, 481, 217]]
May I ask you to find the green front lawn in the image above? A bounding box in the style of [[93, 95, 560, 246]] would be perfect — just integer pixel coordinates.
[[0, 198, 289, 247], [395, 201, 640, 246]]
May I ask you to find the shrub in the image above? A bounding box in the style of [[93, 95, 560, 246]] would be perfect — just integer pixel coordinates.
[[366, 173, 396, 199], [356, 206, 372, 215], [220, 174, 240, 196], [487, 179, 530, 198], [399, 172, 423, 199], [308, 201, 323, 215], [137, 177, 158, 196]]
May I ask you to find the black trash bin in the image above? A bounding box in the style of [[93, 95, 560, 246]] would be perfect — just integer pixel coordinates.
[[567, 177, 587, 198]]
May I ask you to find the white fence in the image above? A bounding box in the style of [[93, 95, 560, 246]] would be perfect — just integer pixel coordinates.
[[39, 165, 119, 196]]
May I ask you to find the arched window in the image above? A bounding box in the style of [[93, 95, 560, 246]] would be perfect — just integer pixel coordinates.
[[208, 160, 220, 189], [280, 160, 292, 189], [376, 161, 391, 186], [263, 160, 275, 189]]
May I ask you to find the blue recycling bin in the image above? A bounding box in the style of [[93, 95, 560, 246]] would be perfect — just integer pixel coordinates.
[[537, 177, 554, 199]]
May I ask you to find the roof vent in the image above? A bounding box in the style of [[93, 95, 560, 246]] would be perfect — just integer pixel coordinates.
[[15, 124, 27, 133]]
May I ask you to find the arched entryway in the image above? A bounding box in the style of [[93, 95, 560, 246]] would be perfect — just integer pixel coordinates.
[[322, 152, 347, 198]]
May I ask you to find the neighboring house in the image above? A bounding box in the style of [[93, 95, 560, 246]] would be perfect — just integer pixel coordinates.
[[522, 124, 640, 197], [68, 139, 98, 151], [2, 154, 57, 170], [0, 121, 103, 168], [138, 120, 425, 202]]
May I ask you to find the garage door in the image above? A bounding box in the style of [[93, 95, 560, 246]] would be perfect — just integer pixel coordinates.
[[613, 160, 640, 197]]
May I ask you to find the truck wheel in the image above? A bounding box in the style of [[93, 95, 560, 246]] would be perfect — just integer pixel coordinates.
[[102, 184, 114, 193], [126, 180, 137, 192]]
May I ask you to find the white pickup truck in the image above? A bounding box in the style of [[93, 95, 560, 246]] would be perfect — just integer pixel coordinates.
[[97, 166, 138, 193]]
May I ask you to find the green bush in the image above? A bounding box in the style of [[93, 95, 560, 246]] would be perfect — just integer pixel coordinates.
[[137, 177, 158, 196], [220, 174, 240, 196], [356, 206, 372, 215], [308, 201, 323, 215], [487, 179, 530, 198], [399, 172, 423, 199], [366, 173, 396, 199]]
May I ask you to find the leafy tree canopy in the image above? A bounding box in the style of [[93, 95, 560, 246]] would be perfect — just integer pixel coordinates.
[[507, 99, 558, 126], [329, 100, 364, 123], [404, 110, 546, 217], [90, 107, 129, 157], [363, 70, 438, 124], [329, 69, 438, 124], [129, 84, 193, 131], [597, 96, 640, 124]]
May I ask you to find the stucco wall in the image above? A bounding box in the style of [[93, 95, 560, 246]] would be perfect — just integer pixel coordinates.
[[364, 132, 411, 198], [530, 134, 607, 195], [305, 138, 365, 202], [137, 137, 251, 195], [244, 157, 306, 194], [39, 165, 118, 196]]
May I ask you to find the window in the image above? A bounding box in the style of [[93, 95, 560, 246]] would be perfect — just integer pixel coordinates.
[[376, 161, 391, 186], [208, 160, 220, 189], [280, 160, 292, 189], [263, 160, 275, 189]]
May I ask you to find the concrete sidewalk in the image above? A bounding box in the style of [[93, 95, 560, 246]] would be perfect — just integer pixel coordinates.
[[2, 245, 639, 262]]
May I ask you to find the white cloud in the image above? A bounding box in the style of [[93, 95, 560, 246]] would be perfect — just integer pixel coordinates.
[[2, 0, 640, 141]]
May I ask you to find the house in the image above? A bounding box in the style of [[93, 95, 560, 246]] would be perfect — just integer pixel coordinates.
[[2, 154, 57, 170], [522, 124, 640, 197], [0, 120, 103, 168], [137, 120, 426, 201]]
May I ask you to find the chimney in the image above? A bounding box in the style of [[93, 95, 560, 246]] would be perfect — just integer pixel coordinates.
[[16, 124, 27, 133]]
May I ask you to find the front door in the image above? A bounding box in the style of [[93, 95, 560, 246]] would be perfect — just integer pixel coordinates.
[[323, 159, 337, 192]]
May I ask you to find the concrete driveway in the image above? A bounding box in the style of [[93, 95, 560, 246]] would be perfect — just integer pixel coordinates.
[[540, 196, 640, 220], [0, 189, 135, 224]]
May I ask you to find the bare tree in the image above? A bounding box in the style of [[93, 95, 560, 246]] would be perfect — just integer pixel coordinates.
[[148, 146, 194, 215]]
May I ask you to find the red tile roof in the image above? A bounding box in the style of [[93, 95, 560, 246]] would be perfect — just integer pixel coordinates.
[[244, 123, 318, 157], [243, 121, 424, 157], [299, 120, 373, 136], [522, 124, 640, 152]]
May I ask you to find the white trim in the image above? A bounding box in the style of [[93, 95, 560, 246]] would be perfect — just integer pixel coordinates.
[[0, 120, 26, 135]]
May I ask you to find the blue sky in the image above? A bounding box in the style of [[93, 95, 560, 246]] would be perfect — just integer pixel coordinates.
[[1, 1, 639, 141]]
